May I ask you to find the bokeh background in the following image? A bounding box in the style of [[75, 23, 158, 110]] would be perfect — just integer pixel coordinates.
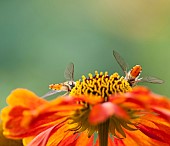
[[0, 0, 170, 109]]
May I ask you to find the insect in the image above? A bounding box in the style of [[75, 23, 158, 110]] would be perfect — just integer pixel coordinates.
[[113, 50, 164, 86], [42, 63, 76, 98]]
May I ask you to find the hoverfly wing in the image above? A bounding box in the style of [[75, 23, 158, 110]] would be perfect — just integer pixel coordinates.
[[42, 90, 63, 98], [113, 50, 128, 74], [64, 62, 74, 81], [140, 76, 164, 84]]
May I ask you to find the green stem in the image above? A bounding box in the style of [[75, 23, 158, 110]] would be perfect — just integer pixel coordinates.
[[98, 119, 110, 146]]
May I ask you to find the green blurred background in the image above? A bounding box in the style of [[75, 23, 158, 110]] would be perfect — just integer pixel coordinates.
[[0, 0, 170, 109]]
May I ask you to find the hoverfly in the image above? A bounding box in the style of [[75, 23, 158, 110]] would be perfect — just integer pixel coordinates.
[[113, 50, 164, 86], [42, 63, 75, 98]]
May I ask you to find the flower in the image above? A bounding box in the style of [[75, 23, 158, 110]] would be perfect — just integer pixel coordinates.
[[1, 72, 170, 146]]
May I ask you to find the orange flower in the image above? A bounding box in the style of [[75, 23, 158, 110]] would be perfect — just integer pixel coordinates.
[[1, 72, 170, 146]]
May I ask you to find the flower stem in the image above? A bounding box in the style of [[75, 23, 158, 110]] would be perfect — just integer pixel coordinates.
[[98, 119, 110, 146]]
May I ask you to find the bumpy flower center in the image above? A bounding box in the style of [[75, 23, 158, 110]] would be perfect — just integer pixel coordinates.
[[70, 71, 131, 100], [68, 71, 134, 145]]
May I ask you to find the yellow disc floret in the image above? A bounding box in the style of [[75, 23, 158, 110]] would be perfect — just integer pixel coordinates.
[[70, 71, 132, 98]]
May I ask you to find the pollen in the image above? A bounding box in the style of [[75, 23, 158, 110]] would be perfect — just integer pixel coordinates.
[[70, 71, 132, 98]]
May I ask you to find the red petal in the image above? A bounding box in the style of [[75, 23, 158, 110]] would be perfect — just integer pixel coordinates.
[[89, 102, 128, 125], [130, 86, 150, 95], [27, 121, 67, 146], [136, 124, 170, 144], [109, 94, 146, 108], [57, 133, 78, 146], [86, 135, 94, 146], [124, 129, 169, 146], [152, 107, 170, 121], [113, 138, 125, 146], [128, 87, 170, 109], [27, 125, 58, 146]]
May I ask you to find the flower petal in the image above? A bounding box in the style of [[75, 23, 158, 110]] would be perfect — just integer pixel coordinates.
[[151, 107, 170, 122], [57, 133, 78, 146], [74, 131, 93, 146], [89, 102, 128, 125], [111, 138, 125, 146], [136, 124, 170, 144], [27, 121, 73, 146], [73, 95, 104, 105], [123, 129, 169, 146], [1, 89, 83, 139], [27, 125, 58, 146], [128, 86, 170, 109], [6, 88, 47, 107]]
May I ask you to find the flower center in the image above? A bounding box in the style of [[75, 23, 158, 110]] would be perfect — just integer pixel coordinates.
[[70, 71, 132, 101]]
